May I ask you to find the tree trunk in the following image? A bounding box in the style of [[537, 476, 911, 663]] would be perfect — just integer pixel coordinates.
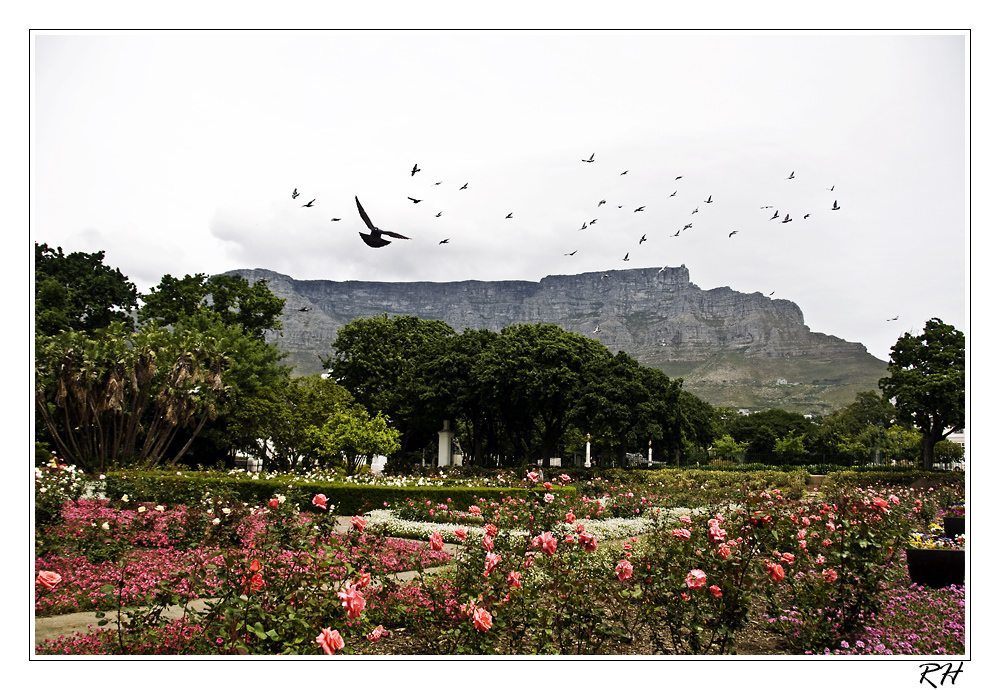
[[922, 433, 936, 471]]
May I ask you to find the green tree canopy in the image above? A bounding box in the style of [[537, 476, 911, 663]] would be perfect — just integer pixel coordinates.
[[878, 318, 965, 469], [138, 273, 285, 341], [34, 242, 139, 336]]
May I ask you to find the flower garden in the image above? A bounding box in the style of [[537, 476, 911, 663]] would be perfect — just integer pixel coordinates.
[[33, 459, 966, 656]]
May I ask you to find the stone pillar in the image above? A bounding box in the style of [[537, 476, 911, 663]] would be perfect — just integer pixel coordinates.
[[438, 420, 455, 467], [648, 440, 653, 467], [585, 434, 591, 468]]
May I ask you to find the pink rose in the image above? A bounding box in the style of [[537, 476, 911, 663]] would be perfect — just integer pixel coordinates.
[[268, 498, 280, 509], [367, 625, 388, 642], [454, 528, 468, 541], [543, 482, 552, 489], [579, 532, 597, 552], [816, 554, 826, 565], [527, 471, 540, 482], [543, 493, 555, 503], [680, 515, 692, 525], [709, 585, 722, 598], [312, 494, 328, 510], [337, 582, 366, 619], [780, 552, 795, 564], [708, 524, 727, 543], [615, 559, 633, 581], [316, 627, 345, 655], [559, 474, 571, 482], [357, 571, 371, 588], [429, 531, 444, 551], [672, 528, 691, 540], [468, 505, 482, 516], [36, 570, 61, 591], [473, 607, 493, 632], [350, 515, 366, 532], [766, 561, 785, 584], [565, 511, 576, 524], [685, 569, 707, 590], [507, 571, 522, 588], [482, 534, 494, 552], [823, 568, 838, 583], [485, 523, 498, 537], [717, 544, 731, 559], [537, 531, 558, 555], [484, 552, 501, 577], [873, 497, 889, 511]]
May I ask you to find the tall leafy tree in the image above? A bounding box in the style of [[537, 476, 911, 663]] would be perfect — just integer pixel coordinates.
[[138, 273, 285, 340], [34, 242, 138, 336], [323, 314, 456, 457], [34, 319, 232, 472], [878, 318, 965, 469]]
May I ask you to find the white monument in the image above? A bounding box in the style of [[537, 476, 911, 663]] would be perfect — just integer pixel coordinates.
[[438, 420, 455, 467]]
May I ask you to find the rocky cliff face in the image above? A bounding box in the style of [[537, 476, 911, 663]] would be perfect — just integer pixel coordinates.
[[227, 266, 886, 414]]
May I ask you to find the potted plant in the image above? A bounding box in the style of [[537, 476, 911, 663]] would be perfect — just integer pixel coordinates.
[[943, 502, 965, 540], [906, 526, 965, 588]]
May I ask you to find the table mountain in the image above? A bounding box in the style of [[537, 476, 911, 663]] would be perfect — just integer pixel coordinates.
[[226, 266, 887, 415]]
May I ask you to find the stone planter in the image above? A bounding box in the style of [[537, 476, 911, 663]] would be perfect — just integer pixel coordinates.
[[906, 548, 965, 588], [943, 516, 965, 539]]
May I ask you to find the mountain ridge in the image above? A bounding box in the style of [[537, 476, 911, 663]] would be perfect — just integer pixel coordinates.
[[226, 266, 887, 415]]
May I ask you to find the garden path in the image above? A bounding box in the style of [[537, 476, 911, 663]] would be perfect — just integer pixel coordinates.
[[34, 517, 462, 650]]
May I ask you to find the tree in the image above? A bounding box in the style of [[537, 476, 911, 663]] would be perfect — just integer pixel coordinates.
[[711, 434, 749, 463], [305, 406, 401, 475], [34, 319, 232, 472], [138, 273, 285, 341], [324, 314, 455, 458], [34, 243, 138, 336], [878, 318, 965, 470]]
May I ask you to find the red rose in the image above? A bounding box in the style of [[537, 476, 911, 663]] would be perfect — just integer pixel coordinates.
[[312, 494, 328, 510]]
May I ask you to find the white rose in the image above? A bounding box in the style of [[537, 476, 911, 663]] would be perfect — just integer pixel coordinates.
[[212, 518, 221, 525], [121, 494, 129, 503], [138, 506, 146, 513], [101, 522, 110, 531], [155, 505, 165, 512]]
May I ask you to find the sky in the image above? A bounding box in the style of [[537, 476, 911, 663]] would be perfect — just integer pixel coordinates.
[[30, 30, 969, 362]]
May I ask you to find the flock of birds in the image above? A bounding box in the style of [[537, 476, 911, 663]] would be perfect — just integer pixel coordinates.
[[284, 158, 908, 328], [288, 153, 844, 259]]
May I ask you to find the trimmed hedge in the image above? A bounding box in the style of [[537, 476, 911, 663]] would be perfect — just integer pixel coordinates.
[[103, 471, 575, 516]]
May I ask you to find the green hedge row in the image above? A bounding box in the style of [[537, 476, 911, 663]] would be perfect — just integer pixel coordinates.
[[103, 471, 576, 516]]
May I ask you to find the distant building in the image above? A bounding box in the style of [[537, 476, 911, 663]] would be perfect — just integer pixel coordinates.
[[776, 378, 787, 385]]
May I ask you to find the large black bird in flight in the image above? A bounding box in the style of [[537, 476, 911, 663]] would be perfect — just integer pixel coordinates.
[[355, 196, 411, 248]]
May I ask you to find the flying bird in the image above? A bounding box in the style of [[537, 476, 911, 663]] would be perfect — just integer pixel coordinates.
[[705, 195, 713, 203], [408, 197, 422, 203], [292, 189, 299, 199], [658, 266, 669, 273], [302, 199, 316, 207], [411, 163, 420, 176], [598, 200, 606, 207], [769, 291, 775, 296], [634, 206, 645, 212], [691, 207, 699, 214], [669, 191, 677, 197], [593, 325, 601, 333], [355, 196, 411, 248], [435, 212, 442, 217], [781, 214, 792, 223], [887, 315, 899, 321], [434, 181, 443, 185], [683, 223, 693, 230], [803, 214, 810, 219], [675, 176, 683, 180], [565, 250, 577, 256], [506, 213, 513, 219], [583, 153, 595, 162], [639, 234, 647, 244], [729, 231, 739, 238], [298, 307, 311, 312], [580, 222, 588, 230], [331, 218, 341, 221], [601, 274, 611, 280], [760, 205, 773, 209], [590, 219, 598, 225], [460, 182, 468, 190], [621, 170, 628, 175], [439, 239, 449, 244], [672, 230, 681, 237], [770, 210, 780, 220], [832, 200, 841, 210], [827, 185, 835, 191], [787, 171, 795, 179], [623, 253, 630, 261]]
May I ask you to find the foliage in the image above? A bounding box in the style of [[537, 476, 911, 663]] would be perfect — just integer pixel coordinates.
[[34, 242, 139, 337], [879, 318, 965, 470], [305, 406, 402, 475]]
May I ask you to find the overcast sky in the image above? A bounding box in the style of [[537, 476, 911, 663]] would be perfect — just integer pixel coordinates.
[[31, 30, 968, 362]]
